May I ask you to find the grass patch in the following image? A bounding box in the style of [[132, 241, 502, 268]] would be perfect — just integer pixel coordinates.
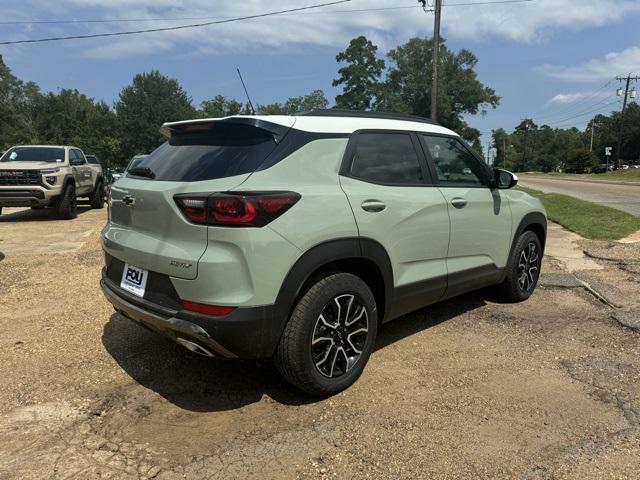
[[586, 168, 640, 182], [525, 169, 640, 182], [518, 186, 640, 240]]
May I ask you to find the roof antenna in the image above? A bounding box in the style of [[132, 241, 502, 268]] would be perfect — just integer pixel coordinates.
[[236, 68, 256, 115]]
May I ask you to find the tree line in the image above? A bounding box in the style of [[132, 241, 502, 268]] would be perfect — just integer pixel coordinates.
[[0, 34, 503, 167], [491, 105, 640, 172]]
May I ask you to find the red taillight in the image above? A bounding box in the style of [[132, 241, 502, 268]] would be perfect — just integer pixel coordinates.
[[181, 300, 235, 316], [211, 195, 257, 224], [175, 191, 300, 227]]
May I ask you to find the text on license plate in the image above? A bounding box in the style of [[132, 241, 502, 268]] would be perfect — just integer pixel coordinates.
[[120, 263, 148, 297]]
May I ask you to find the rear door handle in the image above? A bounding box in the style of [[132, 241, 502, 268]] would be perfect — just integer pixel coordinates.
[[361, 200, 386, 212], [450, 197, 467, 209]]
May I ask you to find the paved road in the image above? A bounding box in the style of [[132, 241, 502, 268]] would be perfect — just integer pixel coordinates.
[[519, 175, 640, 216]]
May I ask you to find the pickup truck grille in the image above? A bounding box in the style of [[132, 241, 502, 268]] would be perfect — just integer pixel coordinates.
[[0, 170, 42, 186]]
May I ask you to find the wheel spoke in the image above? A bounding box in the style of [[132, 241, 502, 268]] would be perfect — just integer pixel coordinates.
[[312, 336, 333, 345], [328, 346, 341, 377], [318, 313, 338, 330], [518, 251, 527, 269], [315, 342, 335, 371], [346, 327, 368, 354], [345, 305, 365, 327]]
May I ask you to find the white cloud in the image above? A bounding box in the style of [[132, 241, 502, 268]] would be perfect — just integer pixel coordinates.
[[2, 0, 640, 59], [537, 46, 640, 81], [546, 90, 613, 105]]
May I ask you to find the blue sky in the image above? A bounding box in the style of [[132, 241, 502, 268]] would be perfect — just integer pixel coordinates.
[[1, 0, 639, 147]]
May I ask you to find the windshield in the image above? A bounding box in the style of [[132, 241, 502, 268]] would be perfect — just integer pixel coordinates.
[[0, 147, 65, 163]]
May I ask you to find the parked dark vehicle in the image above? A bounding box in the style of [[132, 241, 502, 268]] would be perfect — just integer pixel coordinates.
[[592, 164, 613, 174]]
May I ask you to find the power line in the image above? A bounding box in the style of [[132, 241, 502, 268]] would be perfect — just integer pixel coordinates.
[[0, 0, 535, 26], [0, 0, 353, 45], [545, 100, 620, 126], [531, 78, 615, 121]]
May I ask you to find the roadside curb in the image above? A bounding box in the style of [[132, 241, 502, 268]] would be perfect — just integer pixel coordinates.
[[611, 311, 640, 331], [539, 272, 621, 309]]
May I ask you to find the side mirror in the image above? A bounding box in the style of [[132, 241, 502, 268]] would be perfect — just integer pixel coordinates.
[[494, 169, 518, 189], [70, 158, 84, 166]]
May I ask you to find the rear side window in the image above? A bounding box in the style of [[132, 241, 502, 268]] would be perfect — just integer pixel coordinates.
[[422, 135, 491, 186], [134, 123, 278, 182], [86, 155, 99, 165], [349, 132, 424, 185]]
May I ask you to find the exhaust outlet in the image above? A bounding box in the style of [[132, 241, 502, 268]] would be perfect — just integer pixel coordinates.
[[175, 337, 215, 357]]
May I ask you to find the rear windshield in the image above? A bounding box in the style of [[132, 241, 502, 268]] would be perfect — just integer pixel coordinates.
[[1, 147, 65, 163], [131, 123, 277, 182]]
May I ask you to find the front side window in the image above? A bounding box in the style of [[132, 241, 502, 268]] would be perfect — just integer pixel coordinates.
[[73, 150, 86, 163], [349, 133, 424, 185], [422, 135, 490, 186]]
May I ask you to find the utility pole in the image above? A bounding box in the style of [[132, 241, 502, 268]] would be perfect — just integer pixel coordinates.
[[431, 0, 443, 121], [589, 121, 600, 152], [615, 74, 639, 168], [522, 123, 530, 172], [503, 137, 507, 168]]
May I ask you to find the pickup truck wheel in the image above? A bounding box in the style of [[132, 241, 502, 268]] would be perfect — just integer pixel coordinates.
[[55, 183, 78, 219], [90, 180, 105, 209], [275, 273, 378, 396], [495, 230, 542, 302]]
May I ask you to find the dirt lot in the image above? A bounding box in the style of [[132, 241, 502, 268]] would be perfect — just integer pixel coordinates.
[[1, 206, 639, 480]]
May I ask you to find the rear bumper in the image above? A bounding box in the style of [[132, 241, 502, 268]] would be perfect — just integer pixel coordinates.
[[0, 189, 51, 207], [100, 271, 286, 359]]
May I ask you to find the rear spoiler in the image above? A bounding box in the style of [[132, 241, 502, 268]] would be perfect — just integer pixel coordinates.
[[159, 117, 294, 144]]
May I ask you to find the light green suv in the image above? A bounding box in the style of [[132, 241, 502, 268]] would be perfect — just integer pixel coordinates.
[[100, 111, 546, 395]]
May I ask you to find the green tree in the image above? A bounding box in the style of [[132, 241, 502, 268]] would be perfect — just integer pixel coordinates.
[[200, 95, 244, 117], [115, 70, 196, 162], [257, 90, 329, 115], [26, 89, 119, 166], [283, 89, 329, 113], [565, 148, 598, 173], [491, 128, 510, 169], [0, 55, 42, 148], [383, 37, 500, 138], [332, 36, 385, 110]]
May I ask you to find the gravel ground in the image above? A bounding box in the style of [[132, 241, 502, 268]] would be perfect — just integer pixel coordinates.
[[1, 208, 640, 479]]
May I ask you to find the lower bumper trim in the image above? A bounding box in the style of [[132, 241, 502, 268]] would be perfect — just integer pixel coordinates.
[[101, 279, 237, 358]]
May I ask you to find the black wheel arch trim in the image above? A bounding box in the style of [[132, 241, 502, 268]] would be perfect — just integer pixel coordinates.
[[512, 212, 547, 254], [62, 174, 76, 188], [275, 237, 394, 325]]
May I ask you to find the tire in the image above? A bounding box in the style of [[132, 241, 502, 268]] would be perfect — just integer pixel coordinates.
[[495, 230, 542, 302], [90, 180, 105, 209], [275, 273, 378, 396], [55, 183, 78, 220]]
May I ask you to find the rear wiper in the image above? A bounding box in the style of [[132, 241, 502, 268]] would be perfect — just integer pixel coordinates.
[[127, 167, 155, 179]]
